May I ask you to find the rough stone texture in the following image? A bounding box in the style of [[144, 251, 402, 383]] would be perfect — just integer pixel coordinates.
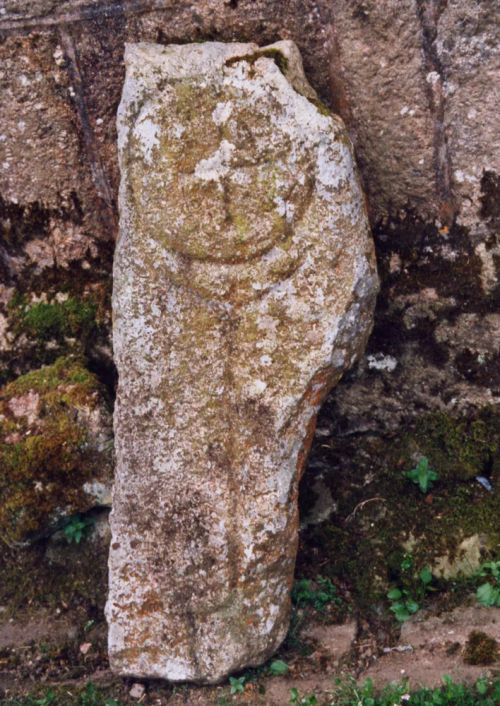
[[0, 25, 115, 383], [106, 41, 377, 682], [330, 0, 438, 221], [326, 0, 500, 441]]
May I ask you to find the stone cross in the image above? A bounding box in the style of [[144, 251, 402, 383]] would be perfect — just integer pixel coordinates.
[[106, 40, 378, 683]]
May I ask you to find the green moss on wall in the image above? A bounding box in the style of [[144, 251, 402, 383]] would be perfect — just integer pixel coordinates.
[[9, 294, 97, 343], [0, 357, 105, 545], [5, 354, 97, 398], [400, 407, 500, 481]]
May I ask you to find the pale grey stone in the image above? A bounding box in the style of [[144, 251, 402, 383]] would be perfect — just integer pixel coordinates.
[[106, 40, 377, 683]]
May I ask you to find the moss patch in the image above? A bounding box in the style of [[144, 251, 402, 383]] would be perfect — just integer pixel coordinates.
[[9, 294, 97, 344], [4, 354, 97, 398], [298, 406, 500, 614], [400, 407, 500, 481], [463, 630, 498, 665], [0, 357, 109, 545], [1, 291, 105, 387]]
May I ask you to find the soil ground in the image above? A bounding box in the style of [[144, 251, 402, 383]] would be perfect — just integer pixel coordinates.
[[0, 579, 498, 704]]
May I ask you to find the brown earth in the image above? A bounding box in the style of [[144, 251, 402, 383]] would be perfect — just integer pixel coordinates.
[[0, 603, 498, 704]]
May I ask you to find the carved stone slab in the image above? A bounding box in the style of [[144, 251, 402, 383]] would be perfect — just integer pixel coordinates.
[[107, 40, 378, 683]]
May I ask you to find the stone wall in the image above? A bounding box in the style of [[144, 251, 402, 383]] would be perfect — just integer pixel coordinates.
[[0, 0, 498, 538]]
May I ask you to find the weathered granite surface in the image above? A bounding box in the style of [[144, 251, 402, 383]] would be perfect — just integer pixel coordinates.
[[106, 41, 377, 682]]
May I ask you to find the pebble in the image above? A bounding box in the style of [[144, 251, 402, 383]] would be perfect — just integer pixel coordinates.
[[129, 683, 146, 700]]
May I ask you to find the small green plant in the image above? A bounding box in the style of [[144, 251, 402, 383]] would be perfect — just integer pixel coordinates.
[[404, 457, 439, 493], [269, 659, 289, 676], [419, 566, 433, 585], [79, 683, 99, 706], [33, 692, 56, 706], [332, 676, 405, 706], [285, 576, 343, 655], [329, 675, 500, 705], [229, 676, 246, 695], [400, 553, 414, 572], [79, 682, 123, 706], [475, 561, 500, 607], [63, 514, 94, 544], [387, 566, 433, 622], [290, 687, 318, 705], [292, 576, 341, 612], [387, 586, 420, 622], [476, 582, 500, 607]]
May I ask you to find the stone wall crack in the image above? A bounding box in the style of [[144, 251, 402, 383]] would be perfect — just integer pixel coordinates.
[[59, 27, 117, 235], [415, 0, 456, 223]]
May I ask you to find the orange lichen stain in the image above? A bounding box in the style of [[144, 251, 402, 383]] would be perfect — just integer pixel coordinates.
[[134, 594, 164, 617], [295, 367, 339, 481]]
